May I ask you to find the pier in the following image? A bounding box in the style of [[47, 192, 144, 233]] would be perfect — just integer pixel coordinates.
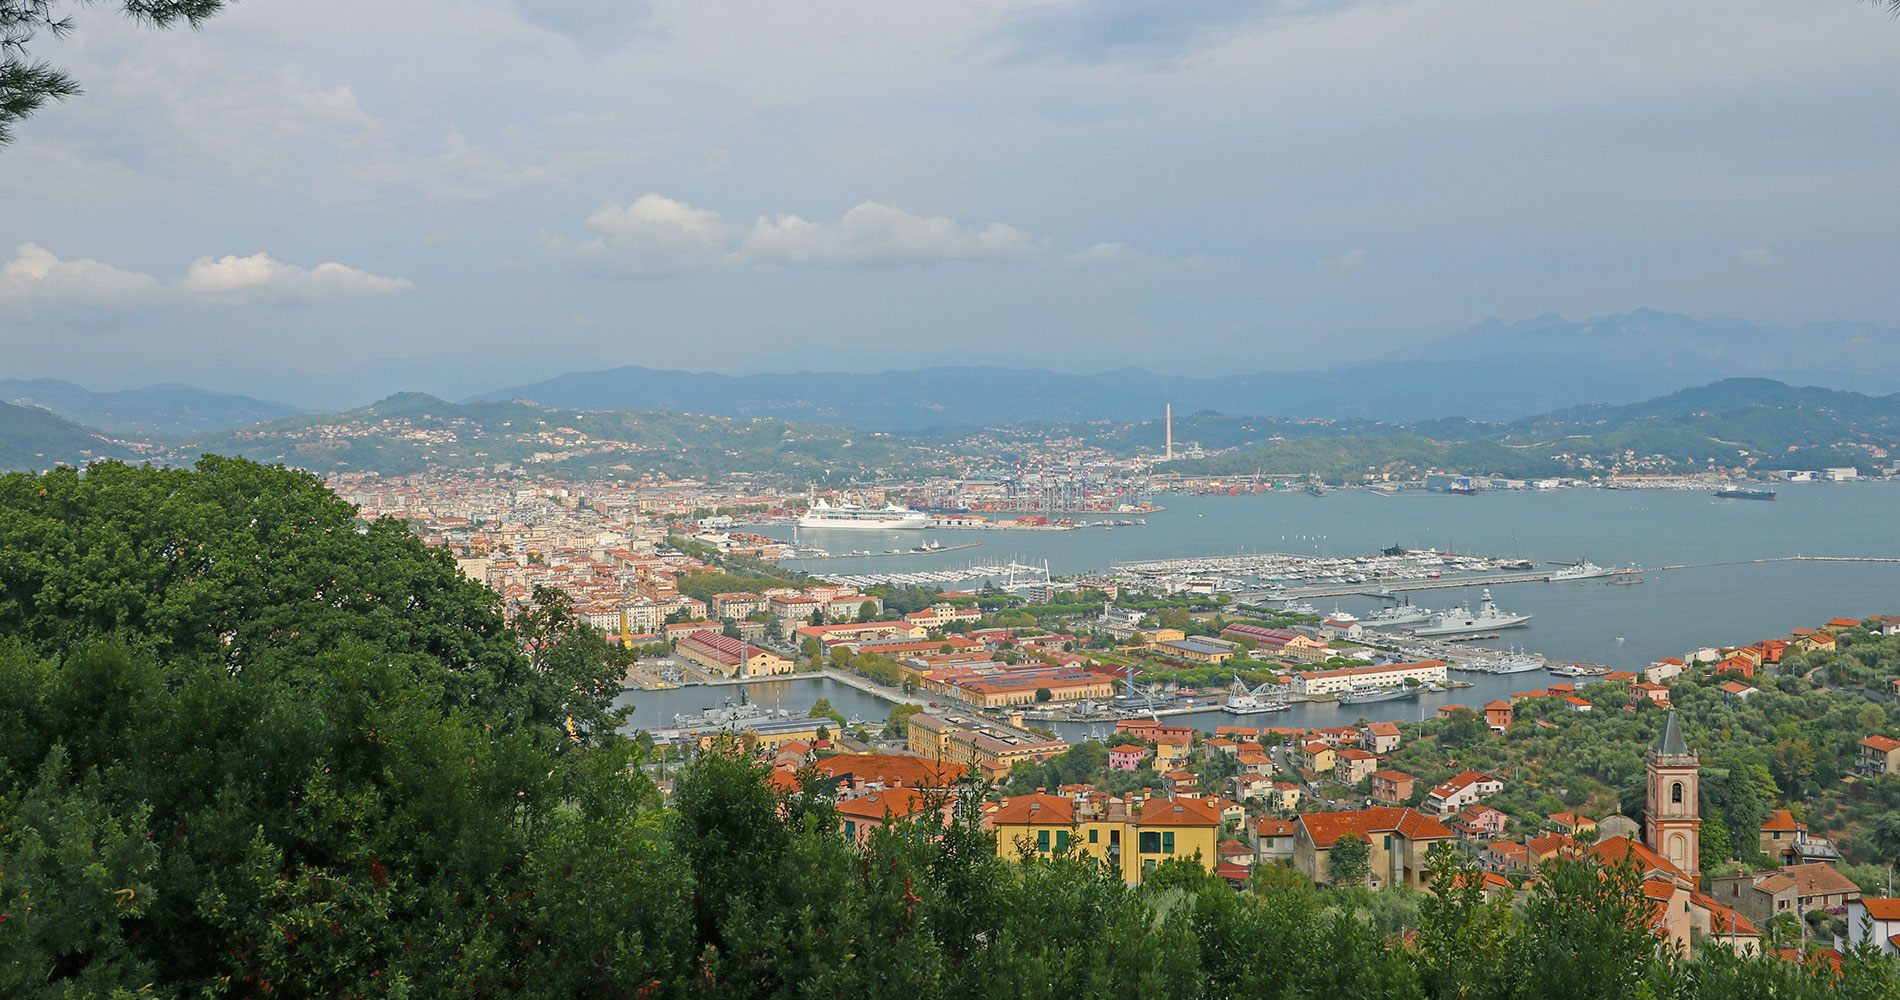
[[800, 541, 983, 560]]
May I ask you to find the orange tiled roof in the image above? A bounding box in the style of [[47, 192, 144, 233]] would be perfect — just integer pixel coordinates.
[[989, 793, 1073, 826], [835, 788, 933, 821], [1298, 807, 1452, 848], [1136, 796, 1222, 827]]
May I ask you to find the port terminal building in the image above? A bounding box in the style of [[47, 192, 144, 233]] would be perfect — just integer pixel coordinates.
[[1291, 660, 1449, 697]]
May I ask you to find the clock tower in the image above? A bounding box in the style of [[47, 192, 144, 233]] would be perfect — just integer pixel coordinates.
[[1645, 710, 1700, 876]]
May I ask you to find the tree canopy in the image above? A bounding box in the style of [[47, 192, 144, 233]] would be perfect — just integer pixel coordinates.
[[2, 0, 226, 147]]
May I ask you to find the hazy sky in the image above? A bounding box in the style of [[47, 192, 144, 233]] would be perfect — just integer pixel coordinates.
[[3, 0, 1898, 404]]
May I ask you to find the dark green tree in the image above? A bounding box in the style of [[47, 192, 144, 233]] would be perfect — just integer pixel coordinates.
[[1328, 833, 1371, 886]]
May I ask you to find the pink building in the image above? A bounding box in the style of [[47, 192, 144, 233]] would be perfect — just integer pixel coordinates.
[[1108, 745, 1150, 771]]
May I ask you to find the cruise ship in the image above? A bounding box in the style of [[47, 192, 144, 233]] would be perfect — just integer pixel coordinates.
[[797, 500, 931, 530], [1411, 589, 1532, 637], [1549, 560, 1613, 582]]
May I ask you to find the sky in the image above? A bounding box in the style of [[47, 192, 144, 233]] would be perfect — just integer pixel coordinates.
[[2, 0, 1899, 407]]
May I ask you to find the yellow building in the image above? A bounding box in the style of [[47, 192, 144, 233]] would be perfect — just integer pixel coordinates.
[[1151, 732, 1193, 768], [1296, 741, 1337, 776], [991, 793, 1223, 884], [906, 711, 1068, 779]]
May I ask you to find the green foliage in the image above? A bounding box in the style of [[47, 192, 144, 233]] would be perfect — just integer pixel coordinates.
[[1328, 832, 1372, 886], [5, 457, 1900, 998]]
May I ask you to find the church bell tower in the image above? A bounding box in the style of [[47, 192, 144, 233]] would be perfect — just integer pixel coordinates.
[[1645, 710, 1700, 876]]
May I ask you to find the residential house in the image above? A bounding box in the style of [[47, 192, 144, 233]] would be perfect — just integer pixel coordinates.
[[1234, 750, 1275, 777], [1422, 770, 1504, 816], [1711, 865, 1860, 932], [994, 794, 1224, 884], [1151, 731, 1193, 768], [1295, 741, 1338, 778], [1483, 699, 1513, 731], [1452, 805, 1510, 840], [1482, 840, 1529, 874], [835, 788, 950, 845], [1333, 747, 1379, 784], [1628, 681, 1671, 708], [1369, 770, 1416, 805], [1645, 657, 1688, 683], [1526, 832, 1578, 870], [1718, 680, 1758, 703], [1845, 898, 1900, 956], [1760, 809, 1802, 857], [1293, 807, 1455, 890], [1253, 818, 1297, 862], [1857, 735, 1900, 776], [1107, 744, 1150, 771], [1360, 721, 1402, 754], [1547, 812, 1599, 840]]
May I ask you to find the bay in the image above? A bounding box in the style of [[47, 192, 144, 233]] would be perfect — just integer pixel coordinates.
[[621, 483, 1900, 741]]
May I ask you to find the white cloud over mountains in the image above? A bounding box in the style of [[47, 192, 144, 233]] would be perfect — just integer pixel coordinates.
[[0, 244, 162, 307], [736, 201, 1034, 266], [564, 194, 1039, 272], [181, 253, 414, 301], [0, 244, 412, 308]]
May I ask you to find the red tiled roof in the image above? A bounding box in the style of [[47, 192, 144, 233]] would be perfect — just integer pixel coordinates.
[[835, 788, 933, 821], [989, 793, 1074, 826], [1781, 863, 1860, 898], [1860, 735, 1900, 753], [1298, 807, 1452, 848], [1135, 796, 1222, 827], [817, 754, 968, 789], [1861, 898, 1900, 921], [1761, 808, 1800, 832], [1589, 835, 1684, 881]]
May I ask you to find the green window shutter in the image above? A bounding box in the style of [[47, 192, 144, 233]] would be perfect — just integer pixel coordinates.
[[1056, 830, 1069, 851], [1140, 831, 1161, 853], [1089, 828, 1099, 843], [1163, 831, 1175, 854], [845, 820, 856, 839], [1038, 829, 1050, 851], [1384, 835, 1392, 850]]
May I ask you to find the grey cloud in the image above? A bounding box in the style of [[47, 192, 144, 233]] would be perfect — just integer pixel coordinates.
[[986, 0, 1362, 65]]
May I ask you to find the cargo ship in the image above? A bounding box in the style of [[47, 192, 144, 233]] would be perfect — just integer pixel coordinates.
[[1714, 485, 1777, 501]]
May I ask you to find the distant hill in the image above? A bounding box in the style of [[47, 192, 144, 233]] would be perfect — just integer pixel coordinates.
[[468, 359, 1682, 429], [1165, 378, 1900, 481], [0, 379, 304, 438], [1380, 309, 1900, 394], [470, 310, 1900, 430], [0, 401, 150, 471], [179, 393, 954, 482]]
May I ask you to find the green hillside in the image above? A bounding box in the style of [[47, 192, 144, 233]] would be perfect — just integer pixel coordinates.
[[0, 400, 149, 471], [180, 393, 959, 482]]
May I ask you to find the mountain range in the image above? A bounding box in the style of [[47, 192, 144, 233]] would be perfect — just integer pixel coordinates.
[[7, 310, 1899, 434], [0, 379, 304, 438], [467, 309, 1900, 430]]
